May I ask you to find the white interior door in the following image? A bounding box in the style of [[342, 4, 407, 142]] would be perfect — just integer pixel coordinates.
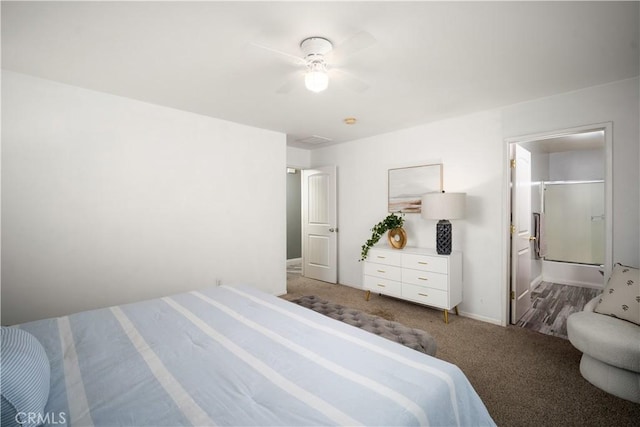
[[511, 144, 533, 324], [302, 166, 337, 283]]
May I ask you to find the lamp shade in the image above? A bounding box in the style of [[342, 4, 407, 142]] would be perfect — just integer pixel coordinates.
[[421, 192, 466, 220]]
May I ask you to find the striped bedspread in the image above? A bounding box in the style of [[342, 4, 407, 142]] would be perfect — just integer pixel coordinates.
[[18, 285, 495, 426]]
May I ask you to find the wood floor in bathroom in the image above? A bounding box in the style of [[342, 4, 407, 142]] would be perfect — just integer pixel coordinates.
[[516, 281, 601, 339]]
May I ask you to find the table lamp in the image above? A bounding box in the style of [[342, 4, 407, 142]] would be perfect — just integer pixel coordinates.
[[421, 191, 466, 255]]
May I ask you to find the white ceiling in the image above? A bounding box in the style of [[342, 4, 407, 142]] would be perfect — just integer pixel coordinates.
[[519, 130, 605, 154], [2, 1, 638, 149]]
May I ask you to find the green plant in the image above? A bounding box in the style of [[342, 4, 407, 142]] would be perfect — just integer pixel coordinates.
[[360, 213, 405, 261]]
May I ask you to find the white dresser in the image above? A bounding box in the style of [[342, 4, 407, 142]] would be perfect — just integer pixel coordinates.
[[363, 246, 462, 323]]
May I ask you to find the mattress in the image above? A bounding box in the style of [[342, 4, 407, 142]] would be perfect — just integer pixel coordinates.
[[17, 284, 495, 426]]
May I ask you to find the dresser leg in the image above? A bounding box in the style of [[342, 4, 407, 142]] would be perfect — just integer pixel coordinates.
[[443, 309, 449, 324], [365, 290, 371, 301], [454, 306, 459, 316]]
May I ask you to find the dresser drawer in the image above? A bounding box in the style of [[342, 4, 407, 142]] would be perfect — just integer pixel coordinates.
[[367, 249, 402, 266], [402, 253, 448, 274], [402, 270, 448, 291], [364, 262, 402, 282], [364, 275, 402, 298], [402, 283, 448, 308]]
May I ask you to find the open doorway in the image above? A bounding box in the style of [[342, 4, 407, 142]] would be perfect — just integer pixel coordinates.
[[505, 123, 612, 336], [286, 167, 303, 278], [286, 165, 339, 284]]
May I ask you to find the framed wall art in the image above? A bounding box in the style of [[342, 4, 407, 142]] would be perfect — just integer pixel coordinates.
[[388, 163, 443, 213]]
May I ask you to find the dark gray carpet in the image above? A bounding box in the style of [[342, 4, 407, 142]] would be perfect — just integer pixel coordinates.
[[282, 274, 639, 426]]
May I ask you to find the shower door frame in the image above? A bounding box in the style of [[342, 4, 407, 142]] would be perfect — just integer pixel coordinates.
[[541, 179, 606, 266]]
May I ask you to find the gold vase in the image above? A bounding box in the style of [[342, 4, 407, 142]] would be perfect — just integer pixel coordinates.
[[387, 227, 407, 249]]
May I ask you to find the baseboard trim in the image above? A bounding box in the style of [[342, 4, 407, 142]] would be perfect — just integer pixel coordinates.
[[531, 274, 543, 289], [458, 310, 503, 326], [286, 258, 302, 267]]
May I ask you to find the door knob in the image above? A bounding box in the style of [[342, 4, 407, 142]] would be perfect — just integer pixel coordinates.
[[329, 227, 338, 232]]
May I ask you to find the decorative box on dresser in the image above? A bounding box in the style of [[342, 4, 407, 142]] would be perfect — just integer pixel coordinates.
[[363, 246, 462, 323]]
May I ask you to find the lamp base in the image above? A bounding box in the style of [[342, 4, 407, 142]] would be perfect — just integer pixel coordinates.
[[436, 220, 452, 255]]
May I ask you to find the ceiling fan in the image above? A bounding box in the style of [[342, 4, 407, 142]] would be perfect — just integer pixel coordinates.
[[251, 31, 376, 94]]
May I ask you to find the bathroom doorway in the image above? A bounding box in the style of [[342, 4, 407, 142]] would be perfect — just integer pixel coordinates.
[[506, 123, 612, 329]]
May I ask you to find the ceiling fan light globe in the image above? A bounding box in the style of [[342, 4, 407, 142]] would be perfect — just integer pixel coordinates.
[[305, 70, 329, 93]]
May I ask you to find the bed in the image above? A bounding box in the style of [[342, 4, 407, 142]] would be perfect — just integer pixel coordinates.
[[2, 284, 495, 426]]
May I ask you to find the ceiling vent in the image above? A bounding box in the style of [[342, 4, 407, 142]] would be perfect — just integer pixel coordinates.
[[296, 135, 333, 145]]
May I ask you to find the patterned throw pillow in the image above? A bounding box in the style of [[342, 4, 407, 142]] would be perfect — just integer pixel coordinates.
[[594, 263, 640, 325], [0, 327, 51, 427]]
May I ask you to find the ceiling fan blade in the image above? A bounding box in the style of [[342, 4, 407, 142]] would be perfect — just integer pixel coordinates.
[[274, 71, 305, 94], [331, 31, 376, 62], [249, 41, 306, 66], [276, 78, 297, 94], [331, 68, 370, 93]]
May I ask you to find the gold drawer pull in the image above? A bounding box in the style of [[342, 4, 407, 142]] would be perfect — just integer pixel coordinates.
[[377, 284, 386, 288], [377, 269, 386, 273], [377, 256, 386, 259], [418, 261, 428, 265], [418, 293, 429, 297], [418, 277, 428, 281]]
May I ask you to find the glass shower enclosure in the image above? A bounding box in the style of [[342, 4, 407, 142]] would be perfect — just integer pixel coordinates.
[[543, 181, 605, 266]]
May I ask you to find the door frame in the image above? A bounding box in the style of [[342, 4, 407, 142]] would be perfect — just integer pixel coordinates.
[[501, 122, 613, 326]]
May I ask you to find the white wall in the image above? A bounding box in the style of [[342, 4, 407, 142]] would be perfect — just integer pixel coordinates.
[[549, 149, 604, 181], [2, 71, 287, 325], [502, 77, 639, 269], [287, 146, 311, 169], [312, 110, 505, 324], [312, 77, 639, 325], [531, 152, 550, 183]]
